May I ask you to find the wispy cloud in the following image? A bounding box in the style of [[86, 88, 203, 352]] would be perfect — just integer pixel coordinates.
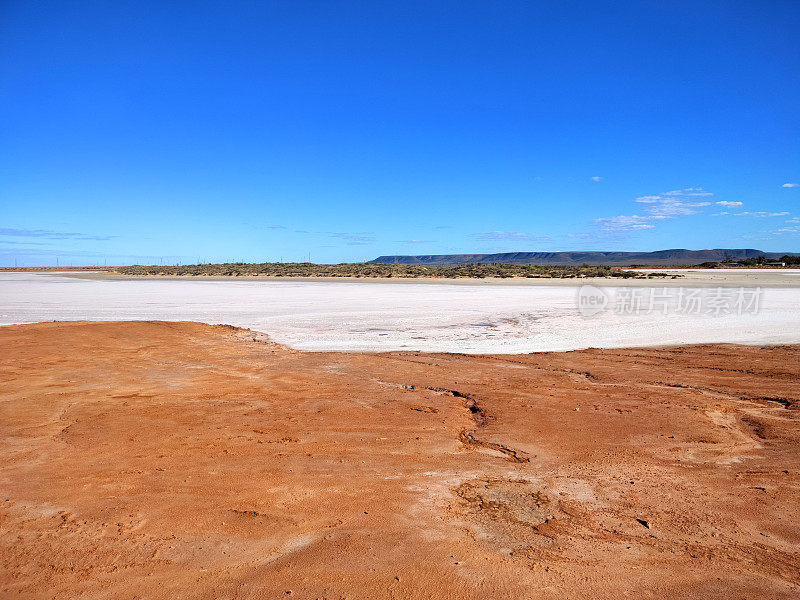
[[472, 231, 534, 241], [0, 227, 117, 241], [0, 240, 54, 246], [330, 232, 375, 245], [289, 229, 376, 245], [393, 239, 434, 244], [647, 199, 712, 217], [266, 225, 286, 230], [735, 211, 790, 218], [782, 183, 798, 188], [715, 201, 743, 207], [769, 226, 800, 235], [594, 215, 656, 231], [590, 176, 603, 182], [634, 188, 714, 217], [595, 187, 719, 232], [0, 247, 189, 260], [662, 187, 714, 197]]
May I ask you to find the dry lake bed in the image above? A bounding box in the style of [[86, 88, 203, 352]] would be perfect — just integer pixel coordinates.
[[1, 270, 800, 352]]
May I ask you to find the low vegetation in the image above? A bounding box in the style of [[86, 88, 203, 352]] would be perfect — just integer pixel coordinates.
[[115, 262, 669, 279], [780, 255, 800, 266], [711, 255, 800, 267]]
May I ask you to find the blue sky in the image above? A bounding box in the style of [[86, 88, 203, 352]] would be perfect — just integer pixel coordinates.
[[1, 1, 798, 265]]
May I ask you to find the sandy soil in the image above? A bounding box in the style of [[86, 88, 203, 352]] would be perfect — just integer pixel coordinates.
[[1, 321, 798, 599]]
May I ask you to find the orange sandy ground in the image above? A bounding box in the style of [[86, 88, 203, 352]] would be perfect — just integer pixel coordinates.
[[1, 321, 798, 599]]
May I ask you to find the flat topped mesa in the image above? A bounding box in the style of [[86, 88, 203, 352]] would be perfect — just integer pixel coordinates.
[[369, 249, 797, 266]]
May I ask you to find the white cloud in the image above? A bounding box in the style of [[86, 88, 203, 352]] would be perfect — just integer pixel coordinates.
[[632, 188, 713, 217], [662, 187, 714, 197], [596, 186, 717, 233], [594, 215, 656, 231], [711, 212, 730, 216], [735, 211, 790, 218], [645, 198, 711, 217], [770, 226, 800, 235], [787, 217, 800, 223], [591, 176, 603, 182], [782, 183, 798, 188], [715, 201, 743, 207]]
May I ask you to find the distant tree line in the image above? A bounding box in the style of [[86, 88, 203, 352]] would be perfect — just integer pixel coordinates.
[[722, 254, 800, 266]]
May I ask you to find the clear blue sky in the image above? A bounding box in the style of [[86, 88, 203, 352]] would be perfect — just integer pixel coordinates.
[[1, 1, 798, 265]]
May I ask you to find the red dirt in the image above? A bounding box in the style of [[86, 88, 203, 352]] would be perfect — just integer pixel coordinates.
[[1, 321, 798, 599]]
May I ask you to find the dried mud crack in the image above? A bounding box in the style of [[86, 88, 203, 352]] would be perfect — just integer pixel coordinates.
[[423, 386, 531, 463]]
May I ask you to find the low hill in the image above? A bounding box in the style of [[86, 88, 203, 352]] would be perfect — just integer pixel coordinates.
[[369, 249, 797, 266]]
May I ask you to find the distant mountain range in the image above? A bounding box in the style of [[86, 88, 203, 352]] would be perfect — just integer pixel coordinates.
[[369, 249, 799, 266]]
